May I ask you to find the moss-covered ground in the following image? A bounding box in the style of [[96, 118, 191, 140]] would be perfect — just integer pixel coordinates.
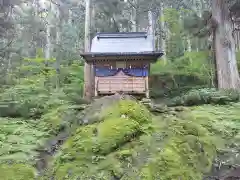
[[1, 97, 240, 179], [0, 118, 49, 179], [40, 100, 240, 180]]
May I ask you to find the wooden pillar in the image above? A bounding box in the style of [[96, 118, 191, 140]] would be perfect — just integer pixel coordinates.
[[90, 62, 95, 96], [84, 61, 95, 99], [145, 63, 150, 98], [145, 76, 149, 98], [95, 76, 98, 96], [84, 62, 92, 99]]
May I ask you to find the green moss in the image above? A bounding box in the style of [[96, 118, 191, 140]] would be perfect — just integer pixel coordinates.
[[0, 163, 35, 180], [46, 100, 240, 179], [59, 117, 141, 157], [40, 105, 77, 135], [46, 100, 152, 179], [139, 112, 218, 180], [95, 117, 141, 154], [101, 100, 152, 124], [141, 147, 196, 180]]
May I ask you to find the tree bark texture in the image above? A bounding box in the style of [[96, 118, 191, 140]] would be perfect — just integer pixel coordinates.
[[55, 4, 61, 89], [45, 24, 51, 60], [160, 2, 166, 62], [187, 36, 192, 52], [84, 0, 93, 99], [148, 10, 155, 51], [234, 26, 240, 50], [130, 0, 138, 32], [212, 0, 240, 89]]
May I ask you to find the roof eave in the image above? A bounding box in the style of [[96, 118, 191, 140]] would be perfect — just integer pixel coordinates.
[[80, 52, 164, 63]]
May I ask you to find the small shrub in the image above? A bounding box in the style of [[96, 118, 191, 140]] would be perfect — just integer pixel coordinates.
[[168, 88, 240, 106], [150, 51, 213, 98], [0, 82, 48, 118]]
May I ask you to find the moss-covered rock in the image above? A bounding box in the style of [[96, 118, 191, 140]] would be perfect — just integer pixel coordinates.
[[79, 94, 137, 125], [33, 87, 240, 180], [45, 100, 152, 179], [63, 117, 141, 156], [45, 99, 230, 180], [140, 113, 217, 180], [102, 100, 152, 124]]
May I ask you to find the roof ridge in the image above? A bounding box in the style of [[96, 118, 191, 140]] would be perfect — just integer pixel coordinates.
[[96, 32, 147, 35], [95, 32, 148, 39]]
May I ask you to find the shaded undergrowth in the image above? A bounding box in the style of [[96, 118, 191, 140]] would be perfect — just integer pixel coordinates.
[[168, 88, 240, 106], [0, 61, 87, 179]]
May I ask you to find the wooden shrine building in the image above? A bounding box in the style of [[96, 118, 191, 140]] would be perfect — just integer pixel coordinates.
[[80, 32, 163, 98]]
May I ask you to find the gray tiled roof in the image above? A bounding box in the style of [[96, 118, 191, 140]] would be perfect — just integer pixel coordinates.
[[90, 32, 154, 53]]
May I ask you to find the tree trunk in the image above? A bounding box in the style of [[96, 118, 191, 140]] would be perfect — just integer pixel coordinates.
[[45, 1, 52, 62], [45, 24, 51, 60], [84, 0, 93, 99], [91, 3, 96, 94], [187, 36, 192, 52], [148, 10, 155, 50], [234, 27, 240, 50], [91, 3, 95, 38], [212, 31, 218, 87], [55, 5, 61, 89], [212, 0, 240, 89], [195, 0, 203, 18], [68, 9, 72, 25], [160, 2, 166, 62], [236, 31, 240, 50], [131, 0, 138, 32]]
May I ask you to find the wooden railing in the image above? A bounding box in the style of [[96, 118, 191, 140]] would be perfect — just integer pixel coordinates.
[[96, 76, 146, 94]]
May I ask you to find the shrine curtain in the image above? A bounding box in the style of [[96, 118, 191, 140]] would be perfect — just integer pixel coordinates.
[[95, 67, 148, 77]]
